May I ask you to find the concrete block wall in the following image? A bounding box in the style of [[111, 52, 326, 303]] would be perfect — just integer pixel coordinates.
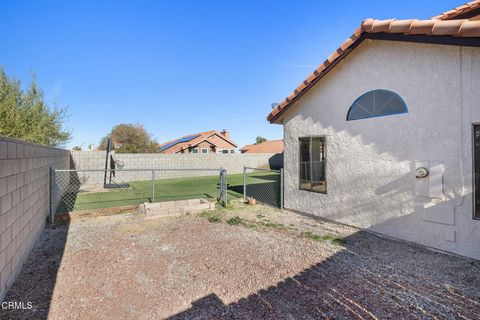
[[0, 137, 70, 301], [112, 152, 281, 172], [70, 151, 283, 185], [70, 151, 105, 170], [71, 151, 282, 172]]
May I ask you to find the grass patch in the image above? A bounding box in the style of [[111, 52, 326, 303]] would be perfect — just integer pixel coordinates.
[[226, 216, 257, 229], [227, 216, 243, 225], [62, 172, 278, 212], [262, 221, 286, 229], [207, 215, 221, 223], [302, 231, 345, 245], [302, 231, 322, 241], [198, 210, 223, 223]]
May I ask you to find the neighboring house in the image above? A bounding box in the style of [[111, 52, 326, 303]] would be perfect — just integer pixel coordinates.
[[240, 140, 284, 154], [267, 1, 480, 260], [158, 130, 238, 154]]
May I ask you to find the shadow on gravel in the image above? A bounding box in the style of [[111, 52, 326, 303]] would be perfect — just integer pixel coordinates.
[[169, 231, 480, 319], [0, 217, 70, 320], [2, 214, 480, 319]]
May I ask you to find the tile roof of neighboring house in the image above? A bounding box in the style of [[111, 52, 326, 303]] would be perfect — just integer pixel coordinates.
[[267, 1, 480, 123], [431, 0, 480, 20], [158, 130, 238, 154], [240, 140, 284, 154]]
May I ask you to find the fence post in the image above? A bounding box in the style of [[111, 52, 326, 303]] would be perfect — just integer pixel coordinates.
[[49, 167, 56, 225], [151, 170, 155, 203], [280, 168, 284, 210], [223, 169, 228, 205], [243, 166, 246, 202]]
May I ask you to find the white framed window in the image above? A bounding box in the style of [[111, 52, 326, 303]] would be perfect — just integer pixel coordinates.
[[229, 149, 235, 154], [201, 148, 209, 154], [192, 148, 199, 154], [299, 136, 326, 194], [474, 125, 480, 220]]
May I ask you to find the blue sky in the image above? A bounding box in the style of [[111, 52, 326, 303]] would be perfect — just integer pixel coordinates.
[[0, 0, 461, 149]]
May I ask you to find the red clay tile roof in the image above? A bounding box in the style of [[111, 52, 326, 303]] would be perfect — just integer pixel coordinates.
[[431, 0, 480, 20], [267, 3, 480, 123], [159, 130, 238, 154], [240, 140, 284, 154]]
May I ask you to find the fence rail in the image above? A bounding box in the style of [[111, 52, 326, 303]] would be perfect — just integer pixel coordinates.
[[243, 166, 283, 209], [50, 168, 227, 221]]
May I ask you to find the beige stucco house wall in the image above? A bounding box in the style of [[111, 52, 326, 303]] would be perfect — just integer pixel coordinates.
[[281, 39, 480, 259]]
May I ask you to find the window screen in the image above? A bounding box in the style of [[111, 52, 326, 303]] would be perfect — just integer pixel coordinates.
[[299, 137, 326, 193], [347, 89, 407, 121], [474, 125, 480, 219]]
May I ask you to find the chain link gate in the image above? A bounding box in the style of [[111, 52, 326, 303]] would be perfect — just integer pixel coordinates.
[[243, 166, 283, 209], [50, 168, 227, 222]]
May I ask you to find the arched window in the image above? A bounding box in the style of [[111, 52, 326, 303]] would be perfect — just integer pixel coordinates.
[[346, 89, 407, 121]]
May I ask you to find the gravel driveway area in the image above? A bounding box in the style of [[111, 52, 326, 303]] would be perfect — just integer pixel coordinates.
[[1, 203, 480, 319]]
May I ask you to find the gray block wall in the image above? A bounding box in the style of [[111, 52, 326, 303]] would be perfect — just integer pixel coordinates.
[[72, 151, 283, 178], [0, 137, 70, 301], [71, 151, 283, 172], [70, 151, 283, 186]]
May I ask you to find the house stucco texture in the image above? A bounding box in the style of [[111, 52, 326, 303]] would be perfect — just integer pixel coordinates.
[[280, 40, 480, 260]]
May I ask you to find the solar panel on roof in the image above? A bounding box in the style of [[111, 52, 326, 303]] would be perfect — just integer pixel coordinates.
[[159, 134, 200, 151], [159, 142, 177, 151], [177, 134, 200, 143]]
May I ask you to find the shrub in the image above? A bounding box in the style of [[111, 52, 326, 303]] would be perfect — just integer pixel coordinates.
[[0, 69, 71, 146]]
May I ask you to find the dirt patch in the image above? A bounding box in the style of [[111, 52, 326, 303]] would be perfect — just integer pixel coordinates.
[[2, 203, 480, 319], [55, 205, 138, 223]]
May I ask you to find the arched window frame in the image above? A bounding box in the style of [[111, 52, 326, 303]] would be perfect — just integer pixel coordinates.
[[346, 89, 408, 121]]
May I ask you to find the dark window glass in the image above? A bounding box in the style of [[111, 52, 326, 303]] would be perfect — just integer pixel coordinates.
[[299, 137, 326, 193], [474, 125, 480, 219], [347, 89, 407, 121]]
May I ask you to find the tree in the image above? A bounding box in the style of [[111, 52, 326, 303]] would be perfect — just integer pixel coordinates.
[[255, 136, 267, 145], [99, 123, 159, 153], [72, 146, 82, 151], [0, 68, 71, 147]]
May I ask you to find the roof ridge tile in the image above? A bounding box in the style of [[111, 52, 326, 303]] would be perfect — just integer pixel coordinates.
[[431, 0, 480, 20]]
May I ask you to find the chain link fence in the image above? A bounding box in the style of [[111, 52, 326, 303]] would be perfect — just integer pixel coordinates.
[[50, 168, 226, 219], [243, 166, 283, 209]]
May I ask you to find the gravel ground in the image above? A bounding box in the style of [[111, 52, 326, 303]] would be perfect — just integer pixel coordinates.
[[1, 202, 480, 319]]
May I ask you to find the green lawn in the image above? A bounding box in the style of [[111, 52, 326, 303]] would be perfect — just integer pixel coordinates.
[[57, 171, 280, 212]]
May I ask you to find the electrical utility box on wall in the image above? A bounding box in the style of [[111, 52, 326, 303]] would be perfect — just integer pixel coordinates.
[[415, 160, 443, 199]]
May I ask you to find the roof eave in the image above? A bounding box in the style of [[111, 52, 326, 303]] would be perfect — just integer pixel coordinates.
[[268, 29, 480, 124], [206, 132, 238, 148], [268, 33, 367, 124]]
